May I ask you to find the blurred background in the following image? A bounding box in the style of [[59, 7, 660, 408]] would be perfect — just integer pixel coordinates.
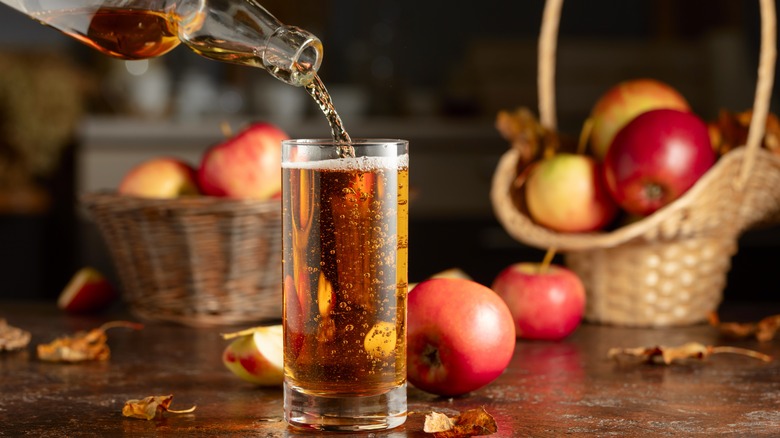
[[0, 0, 776, 302]]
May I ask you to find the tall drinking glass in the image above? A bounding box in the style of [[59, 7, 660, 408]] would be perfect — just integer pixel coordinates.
[[282, 139, 409, 431]]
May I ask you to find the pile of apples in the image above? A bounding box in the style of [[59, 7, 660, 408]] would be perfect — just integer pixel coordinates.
[[117, 121, 289, 201], [517, 78, 717, 233]]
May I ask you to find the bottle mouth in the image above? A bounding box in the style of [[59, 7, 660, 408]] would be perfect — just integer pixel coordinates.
[[263, 26, 323, 87]]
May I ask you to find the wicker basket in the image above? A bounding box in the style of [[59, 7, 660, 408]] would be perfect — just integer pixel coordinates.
[[81, 192, 282, 327], [491, 0, 780, 327]]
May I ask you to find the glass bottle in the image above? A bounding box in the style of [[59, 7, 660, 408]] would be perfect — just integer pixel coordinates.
[[0, 0, 322, 87]]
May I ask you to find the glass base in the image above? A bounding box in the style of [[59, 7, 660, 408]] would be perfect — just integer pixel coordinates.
[[284, 381, 407, 432]]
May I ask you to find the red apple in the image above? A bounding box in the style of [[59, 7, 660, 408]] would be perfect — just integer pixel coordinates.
[[491, 263, 585, 341], [407, 278, 516, 397], [57, 267, 117, 314], [408, 268, 472, 292], [589, 78, 690, 159], [222, 325, 284, 386], [198, 122, 288, 200], [525, 153, 617, 232], [118, 157, 200, 198], [603, 108, 715, 216]]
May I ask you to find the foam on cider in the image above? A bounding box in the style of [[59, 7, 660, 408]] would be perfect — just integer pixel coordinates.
[[283, 154, 409, 171]]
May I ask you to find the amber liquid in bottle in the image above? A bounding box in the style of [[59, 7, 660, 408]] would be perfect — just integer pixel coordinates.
[[32, 7, 180, 60]]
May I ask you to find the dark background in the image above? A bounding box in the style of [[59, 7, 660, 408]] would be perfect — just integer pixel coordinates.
[[0, 0, 777, 305]]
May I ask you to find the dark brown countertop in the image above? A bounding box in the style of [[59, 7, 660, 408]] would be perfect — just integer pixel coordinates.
[[2, 300, 780, 437]]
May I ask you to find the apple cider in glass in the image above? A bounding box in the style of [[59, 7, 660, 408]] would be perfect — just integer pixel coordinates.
[[282, 139, 408, 431]]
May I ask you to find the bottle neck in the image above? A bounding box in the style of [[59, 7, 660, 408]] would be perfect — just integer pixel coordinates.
[[175, 0, 323, 87]]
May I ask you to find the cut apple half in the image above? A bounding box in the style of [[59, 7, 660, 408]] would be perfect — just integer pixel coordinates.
[[57, 267, 117, 314], [222, 325, 284, 386]]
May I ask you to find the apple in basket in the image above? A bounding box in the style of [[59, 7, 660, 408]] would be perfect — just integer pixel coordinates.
[[407, 278, 516, 397], [222, 325, 284, 386], [118, 157, 200, 198], [198, 122, 289, 200], [524, 153, 618, 232], [603, 108, 716, 216], [492, 261, 585, 341], [587, 78, 690, 159]]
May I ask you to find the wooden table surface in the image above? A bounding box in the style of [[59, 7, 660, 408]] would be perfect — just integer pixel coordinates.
[[2, 300, 779, 437]]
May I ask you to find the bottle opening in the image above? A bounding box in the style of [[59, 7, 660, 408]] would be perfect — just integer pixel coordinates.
[[263, 26, 323, 87]]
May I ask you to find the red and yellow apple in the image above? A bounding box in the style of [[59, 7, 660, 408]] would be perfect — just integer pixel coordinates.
[[222, 325, 284, 386], [57, 267, 117, 314], [198, 122, 288, 200], [118, 157, 200, 198], [491, 263, 585, 341], [525, 153, 617, 232], [407, 278, 516, 397], [408, 268, 472, 292], [603, 108, 715, 216], [588, 78, 690, 159]]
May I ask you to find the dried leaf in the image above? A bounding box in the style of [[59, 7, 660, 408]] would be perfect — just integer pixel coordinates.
[[608, 341, 772, 365], [756, 316, 780, 342], [0, 318, 31, 352], [495, 107, 545, 168], [709, 311, 780, 343], [708, 109, 780, 156], [424, 407, 498, 437], [37, 321, 143, 363], [122, 395, 196, 420], [708, 312, 757, 338], [495, 108, 576, 166], [424, 411, 455, 433]]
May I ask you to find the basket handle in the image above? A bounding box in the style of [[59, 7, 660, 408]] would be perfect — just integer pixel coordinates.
[[538, 0, 776, 191]]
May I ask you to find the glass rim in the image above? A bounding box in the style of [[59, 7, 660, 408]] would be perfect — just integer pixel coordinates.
[[282, 138, 408, 147]]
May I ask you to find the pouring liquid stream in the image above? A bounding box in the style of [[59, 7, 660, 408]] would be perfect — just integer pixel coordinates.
[[304, 75, 355, 158]]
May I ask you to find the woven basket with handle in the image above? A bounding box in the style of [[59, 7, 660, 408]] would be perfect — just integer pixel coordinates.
[[82, 193, 282, 327], [491, 0, 780, 327]]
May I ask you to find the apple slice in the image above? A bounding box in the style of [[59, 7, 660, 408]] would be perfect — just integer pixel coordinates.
[[57, 267, 117, 314], [222, 325, 284, 386]]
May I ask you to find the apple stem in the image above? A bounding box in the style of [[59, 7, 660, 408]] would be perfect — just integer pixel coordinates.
[[710, 346, 773, 362], [577, 118, 592, 155], [539, 247, 557, 274], [220, 121, 233, 138]]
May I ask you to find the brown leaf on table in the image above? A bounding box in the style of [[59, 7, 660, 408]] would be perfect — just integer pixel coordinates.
[[708, 311, 780, 342], [0, 318, 31, 352], [37, 321, 143, 363], [608, 341, 772, 365], [424, 411, 455, 433], [122, 395, 196, 420], [424, 407, 498, 437]]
